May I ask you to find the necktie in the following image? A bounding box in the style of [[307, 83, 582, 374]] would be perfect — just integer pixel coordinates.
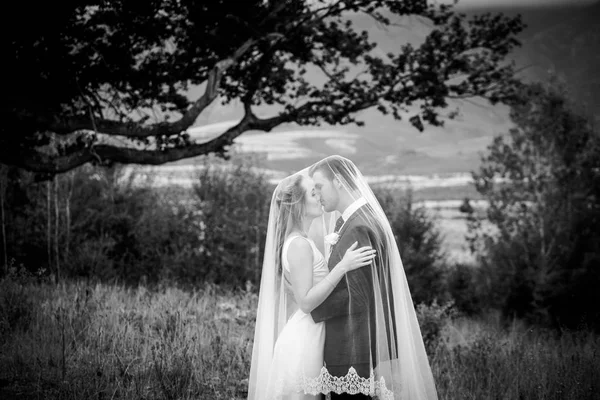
[[334, 216, 344, 233]]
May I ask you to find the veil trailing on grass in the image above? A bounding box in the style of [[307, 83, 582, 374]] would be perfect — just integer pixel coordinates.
[[248, 156, 438, 400]]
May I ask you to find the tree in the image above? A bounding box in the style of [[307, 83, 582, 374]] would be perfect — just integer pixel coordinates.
[[2, 0, 524, 173], [374, 187, 447, 305], [469, 82, 600, 330], [192, 155, 273, 286]]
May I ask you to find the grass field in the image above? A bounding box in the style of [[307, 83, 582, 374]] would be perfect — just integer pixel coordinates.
[[1, 279, 598, 400]]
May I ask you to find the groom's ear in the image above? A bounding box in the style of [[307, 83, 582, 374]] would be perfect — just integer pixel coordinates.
[[333, 177, 342, 190]]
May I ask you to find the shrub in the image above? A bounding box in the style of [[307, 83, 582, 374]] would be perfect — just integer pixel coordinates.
[[0, 163, 204, 286], [0, 261, 41, 336], [446, 263, 481, 316], [374, 187, 448, 305], [415, 299, 456, 354], [191, 155, 272, 287], [1, 154, 449, 292]]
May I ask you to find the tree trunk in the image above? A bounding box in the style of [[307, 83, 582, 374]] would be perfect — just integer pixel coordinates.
[[54, 175, 60, 282], [0, 165, 7, 274], [65, 171, 74, 257], [47, 179, 52, 276]]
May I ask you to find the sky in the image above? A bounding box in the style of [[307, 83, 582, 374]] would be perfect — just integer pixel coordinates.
[[307, 0, 599, 11], [449, 0, 597, 8], [309, 0, 597, 7]]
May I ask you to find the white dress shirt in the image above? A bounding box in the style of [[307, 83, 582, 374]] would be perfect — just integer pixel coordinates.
[[338, 197, 367, 232]]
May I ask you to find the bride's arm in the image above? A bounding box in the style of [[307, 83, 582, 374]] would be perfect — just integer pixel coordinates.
[[287, 237, 375, 314]]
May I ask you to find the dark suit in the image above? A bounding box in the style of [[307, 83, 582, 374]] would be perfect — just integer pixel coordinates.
[[311, 204, 395, 400]]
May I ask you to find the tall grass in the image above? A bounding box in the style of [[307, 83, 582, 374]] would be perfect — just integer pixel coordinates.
[[434, 317, 600, 400], [1, 277, 599, 400], [0, 278, 255, 399]]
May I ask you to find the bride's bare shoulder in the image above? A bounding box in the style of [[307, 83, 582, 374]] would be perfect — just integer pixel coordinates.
[[286, 235, 314, 262], [286, 235, 311, 251]]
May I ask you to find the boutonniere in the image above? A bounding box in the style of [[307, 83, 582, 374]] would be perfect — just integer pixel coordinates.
[[324, 232, 340, 246]]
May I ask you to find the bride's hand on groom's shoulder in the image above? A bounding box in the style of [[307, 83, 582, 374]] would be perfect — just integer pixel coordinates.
[[340, 241, 376, 273]]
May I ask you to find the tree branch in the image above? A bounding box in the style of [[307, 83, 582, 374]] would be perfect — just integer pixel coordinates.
[[2, 112, 260, 173], [247, 97, 379, 132], [28, 34, 283, 139]]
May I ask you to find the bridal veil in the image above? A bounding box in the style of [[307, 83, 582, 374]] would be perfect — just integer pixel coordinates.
[[248, 155, 438, 400]]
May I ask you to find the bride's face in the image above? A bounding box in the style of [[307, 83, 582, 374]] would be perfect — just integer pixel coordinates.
[[301, 177, 323, 220]]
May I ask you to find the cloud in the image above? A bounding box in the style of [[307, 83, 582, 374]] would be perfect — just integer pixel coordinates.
[[188, 122, 359, 160], [187, 120, 240, 141], [325, 138, 358, 154]]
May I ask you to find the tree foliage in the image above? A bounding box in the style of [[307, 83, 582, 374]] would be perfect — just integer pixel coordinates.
[[469, 82, 600, 331], [2, 0, 523, 173], [375, 187, 447, 305], [191, 156, 273, 285], [0, 158, 447, 299]]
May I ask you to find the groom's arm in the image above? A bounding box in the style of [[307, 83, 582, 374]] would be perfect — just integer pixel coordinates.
[[311, 225, 375, 323]]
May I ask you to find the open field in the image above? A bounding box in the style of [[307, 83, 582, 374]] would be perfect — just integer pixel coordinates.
[[413, 199, 494, 265], [1, 280, 598, 400]]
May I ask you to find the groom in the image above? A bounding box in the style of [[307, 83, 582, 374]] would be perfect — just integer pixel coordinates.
[[310, 156, 393, 400]]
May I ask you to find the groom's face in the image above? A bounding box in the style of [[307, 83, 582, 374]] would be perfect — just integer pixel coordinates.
[[312, 170, 339, 213]]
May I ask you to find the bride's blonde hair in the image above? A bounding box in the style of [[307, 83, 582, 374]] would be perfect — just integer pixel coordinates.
[[274, 174, 307, 274]]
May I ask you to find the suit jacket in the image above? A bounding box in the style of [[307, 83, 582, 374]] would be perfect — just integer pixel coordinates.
[[311, 204, 395, 375]]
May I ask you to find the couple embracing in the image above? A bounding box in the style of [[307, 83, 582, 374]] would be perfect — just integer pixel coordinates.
[[247, 156, 438, 400]]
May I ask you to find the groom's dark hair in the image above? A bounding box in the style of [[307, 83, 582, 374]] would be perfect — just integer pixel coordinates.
[[309, 156, 359, 191]]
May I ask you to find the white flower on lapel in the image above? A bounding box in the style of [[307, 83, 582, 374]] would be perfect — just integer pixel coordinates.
[[324, 232, 340, 246]]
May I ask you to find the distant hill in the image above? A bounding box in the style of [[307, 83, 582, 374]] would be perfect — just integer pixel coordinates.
[[174, 1, 600, 177]]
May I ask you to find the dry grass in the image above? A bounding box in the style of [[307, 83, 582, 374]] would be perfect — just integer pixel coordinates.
[[0, 280, 255, 399], [1, 279, 599, 400], [435, 317, 600, 400]]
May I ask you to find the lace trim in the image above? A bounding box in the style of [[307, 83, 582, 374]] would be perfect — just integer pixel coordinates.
[[303, 366, 394, 400], [267, 366, 394, 400]]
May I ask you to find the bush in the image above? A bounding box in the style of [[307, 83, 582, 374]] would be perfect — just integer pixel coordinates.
[[190, 155, 272, 287], [1, 154, 449, 293], [415, 299, 456, 354], [374, 187, 448, 305], [0, 261, 44, 336], [446, 263, 481, 316], [0, 164, 200, 286]]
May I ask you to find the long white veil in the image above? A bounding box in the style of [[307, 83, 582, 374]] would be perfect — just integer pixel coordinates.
[[247, 169, 335, 399], [248, 156, 438, 400]]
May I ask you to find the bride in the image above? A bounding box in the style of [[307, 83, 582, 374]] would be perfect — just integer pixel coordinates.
[[248, 156, 438, 400], [249, 170, 376, 400]]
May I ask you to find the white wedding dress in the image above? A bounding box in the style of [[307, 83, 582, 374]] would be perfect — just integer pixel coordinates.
[[264, 235, 328, 400]]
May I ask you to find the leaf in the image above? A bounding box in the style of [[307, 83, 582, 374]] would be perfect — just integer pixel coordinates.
[[409, 115, 425, 132]]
